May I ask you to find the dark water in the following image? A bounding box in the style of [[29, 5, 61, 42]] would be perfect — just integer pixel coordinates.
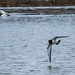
[[0, 7, 75, 75]]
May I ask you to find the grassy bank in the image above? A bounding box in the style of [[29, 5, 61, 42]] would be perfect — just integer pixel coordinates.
[[0, 0, 75, 7]]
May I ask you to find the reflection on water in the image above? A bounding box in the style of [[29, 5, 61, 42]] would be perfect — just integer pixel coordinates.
[[48, 65, 61, 73], [0, 8, 75, 75]]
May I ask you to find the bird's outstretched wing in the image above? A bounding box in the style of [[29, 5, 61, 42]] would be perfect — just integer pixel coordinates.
[[49, 47, 52, 62], [0, 10, 5, 14], [53, 36, 69, 40], [47, 46, 52, 63]]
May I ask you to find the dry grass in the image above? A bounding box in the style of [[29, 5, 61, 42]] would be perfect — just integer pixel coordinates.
[[0, 0, 75, 7]]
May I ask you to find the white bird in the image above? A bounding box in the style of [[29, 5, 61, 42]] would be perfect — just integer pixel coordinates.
[[47, 36, 69, 63], [0, 10, 10, 16]]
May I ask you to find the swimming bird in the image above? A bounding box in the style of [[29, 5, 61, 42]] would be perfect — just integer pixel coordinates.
[[0, 10, 10, 16], [47, 36, 69, 63]]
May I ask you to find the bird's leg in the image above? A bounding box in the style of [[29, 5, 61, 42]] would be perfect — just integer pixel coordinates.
[[56, 40, 61, 45]]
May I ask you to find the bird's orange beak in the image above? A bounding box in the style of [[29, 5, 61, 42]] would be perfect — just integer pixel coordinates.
[[48, 41, 49, 43]]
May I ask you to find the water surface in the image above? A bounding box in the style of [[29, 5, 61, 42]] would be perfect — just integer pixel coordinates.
[[0, 7, 75, 75]]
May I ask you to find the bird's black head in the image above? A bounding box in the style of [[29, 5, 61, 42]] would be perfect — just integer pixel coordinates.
[[48, 40, 52, 44], [0, 13, 2, 16]]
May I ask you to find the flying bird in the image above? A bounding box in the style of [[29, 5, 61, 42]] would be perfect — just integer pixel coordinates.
[[47, 36, 69, 63], [0, 10, 10, 16]]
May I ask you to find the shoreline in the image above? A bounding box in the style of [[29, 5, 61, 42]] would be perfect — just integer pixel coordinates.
[[0, 6, 75, 15]]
